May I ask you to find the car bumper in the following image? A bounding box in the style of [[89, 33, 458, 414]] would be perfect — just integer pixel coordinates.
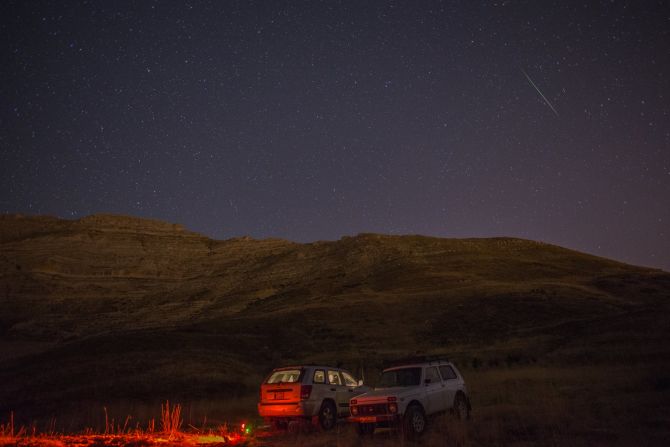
[[258, 401, 316, 419], [348, 414, 400, 426]]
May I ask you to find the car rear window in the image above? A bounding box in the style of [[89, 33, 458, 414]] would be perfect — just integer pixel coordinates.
[[266, 369, 302, 384], [439, 365, 457, 380]]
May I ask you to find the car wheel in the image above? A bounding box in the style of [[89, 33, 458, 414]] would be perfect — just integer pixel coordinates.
[[287, 420, 301, 434], [318, 401, 337, 431], [270, 419, 287, 431], [454, 393, 470, 420], [356, 422, 375, 437], [402, 404, 427, 439]]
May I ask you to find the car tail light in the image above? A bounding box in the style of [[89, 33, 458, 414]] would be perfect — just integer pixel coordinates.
[[388, 402, 398, 414], [351, 399, 357, 405], [351, 405, 359, 415], [300, 385, 312, 400]]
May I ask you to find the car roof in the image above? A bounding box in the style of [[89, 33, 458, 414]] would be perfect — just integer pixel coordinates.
[[383, 356, 451, 368], [383, 361, 453, 371], [273, 365, 349, 371]]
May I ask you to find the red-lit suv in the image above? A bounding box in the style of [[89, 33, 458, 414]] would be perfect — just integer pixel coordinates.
[[258, 365, 369, 430]]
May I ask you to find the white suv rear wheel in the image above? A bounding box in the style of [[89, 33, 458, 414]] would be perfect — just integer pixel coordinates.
[[454, 393, 470, 420], [318, 401, 336, 430]]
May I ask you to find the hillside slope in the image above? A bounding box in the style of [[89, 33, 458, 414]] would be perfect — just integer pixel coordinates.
[[1, 214, 669, 441]]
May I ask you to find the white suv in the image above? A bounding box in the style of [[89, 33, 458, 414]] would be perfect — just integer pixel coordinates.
[[348, 358, 470, 437], [258, 365, 369, 430]]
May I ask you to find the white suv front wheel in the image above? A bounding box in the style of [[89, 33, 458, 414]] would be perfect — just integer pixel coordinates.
[[403, 404, 427, 438]]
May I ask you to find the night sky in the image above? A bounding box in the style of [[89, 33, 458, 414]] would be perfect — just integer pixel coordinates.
[[1, 1, 669, 270]]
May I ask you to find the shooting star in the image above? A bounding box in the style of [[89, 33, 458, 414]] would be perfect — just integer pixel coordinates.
[[521, 68, 559, 117]]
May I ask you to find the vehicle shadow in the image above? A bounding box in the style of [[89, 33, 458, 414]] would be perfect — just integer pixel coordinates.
[[255, 416, 469, 447]]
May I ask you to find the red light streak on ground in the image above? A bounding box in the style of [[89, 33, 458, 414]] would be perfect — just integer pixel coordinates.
[[0, 431, 252, 447], [0, 406, 256, 447]]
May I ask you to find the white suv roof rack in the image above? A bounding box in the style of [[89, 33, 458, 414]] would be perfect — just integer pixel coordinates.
[[384, 355, 450, 368]]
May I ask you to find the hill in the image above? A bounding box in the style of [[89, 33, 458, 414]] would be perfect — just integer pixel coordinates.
[[1, 214, 669, 444]]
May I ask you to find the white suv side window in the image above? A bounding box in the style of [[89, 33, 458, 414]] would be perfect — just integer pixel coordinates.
[[313, 369, 326, 384], [425, 366, 440, 384], [439, 365, 457, 380], [328, 370, 342, 385], [342, 371, 357, 387]]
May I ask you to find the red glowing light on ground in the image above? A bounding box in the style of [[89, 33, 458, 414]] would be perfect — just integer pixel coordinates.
[[0, 405, 255, 447], [0, 432, 249, 447]]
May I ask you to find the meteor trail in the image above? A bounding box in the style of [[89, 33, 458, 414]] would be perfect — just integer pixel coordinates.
[[521, 68, 559, 117]]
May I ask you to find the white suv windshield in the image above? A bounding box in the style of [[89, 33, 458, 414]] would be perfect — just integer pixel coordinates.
[[266, 369, 301, 383], [379, 367, 422, 387]]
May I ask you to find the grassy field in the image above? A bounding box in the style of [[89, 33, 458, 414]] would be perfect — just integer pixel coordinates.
[[1, 214, 669, 445], [3, 357, 669, 446], [4, 303, 667, 446]]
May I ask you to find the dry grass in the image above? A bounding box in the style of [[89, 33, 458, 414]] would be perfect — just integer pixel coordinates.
[[0, 412, 14, 438], [0, 402, 250, 447], [1, 364, 669, 447], [160, 401, 182, 438]]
